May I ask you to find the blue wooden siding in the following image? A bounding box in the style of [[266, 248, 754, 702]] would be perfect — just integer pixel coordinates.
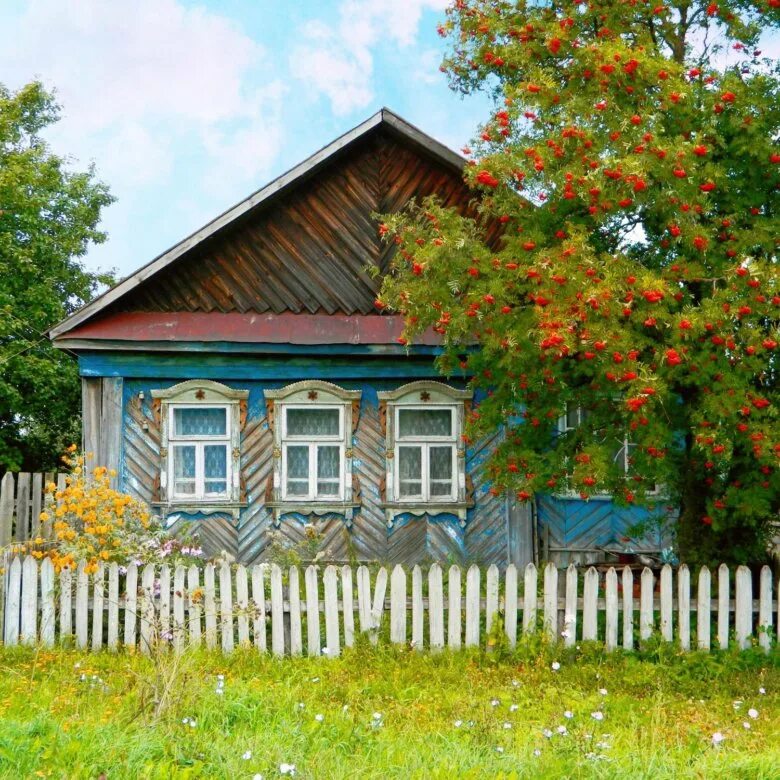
[[86, 352, 673, 566]]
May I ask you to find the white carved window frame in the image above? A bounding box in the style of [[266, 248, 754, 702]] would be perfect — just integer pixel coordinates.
[[151, 380, 247, 516], [264, 381, 361, 526], [378, 381, 472, 528]]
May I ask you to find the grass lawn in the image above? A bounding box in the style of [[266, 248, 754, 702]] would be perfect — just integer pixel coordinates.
[[0, 640, 777, 779]]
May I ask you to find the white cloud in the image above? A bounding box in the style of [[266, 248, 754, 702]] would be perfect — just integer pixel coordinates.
[[290, 0, 448, 115]]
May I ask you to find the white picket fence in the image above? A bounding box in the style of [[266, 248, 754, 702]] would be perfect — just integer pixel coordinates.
[[1, 558, 777, 656]]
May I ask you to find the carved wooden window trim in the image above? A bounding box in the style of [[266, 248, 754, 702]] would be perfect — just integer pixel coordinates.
[[263, 381, 362, 526], [377, 381, 472, 528], [150, 380, 248, 517]]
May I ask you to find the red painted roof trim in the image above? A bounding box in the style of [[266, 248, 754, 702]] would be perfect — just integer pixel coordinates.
[[57, 311, 441, 346]]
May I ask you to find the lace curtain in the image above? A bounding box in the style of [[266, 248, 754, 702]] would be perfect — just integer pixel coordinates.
[[286, 408, 340, 437], [398, 409, 452, 438], [174, 407, 227, 436]]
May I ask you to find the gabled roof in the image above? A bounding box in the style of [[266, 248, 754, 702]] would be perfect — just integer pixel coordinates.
[[50, 108, 466, 340]]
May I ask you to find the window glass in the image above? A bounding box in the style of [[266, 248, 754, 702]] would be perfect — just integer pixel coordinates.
[[317, 445, 340, 496], [398, 408, 452, 438], [398, 446, 422, 497], [286, 408, 339, 437], [173, 445, 196, 495], [174, 407, 226, 436], [429, 446, 453, 497], [286, 445, 309, 496], [204, 445, 227, 495]]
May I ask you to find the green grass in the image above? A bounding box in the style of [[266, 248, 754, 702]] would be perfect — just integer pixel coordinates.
[[0, 639, 777, 779]]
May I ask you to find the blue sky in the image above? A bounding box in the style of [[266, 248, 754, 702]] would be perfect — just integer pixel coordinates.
[[0, 0, 491, 277]]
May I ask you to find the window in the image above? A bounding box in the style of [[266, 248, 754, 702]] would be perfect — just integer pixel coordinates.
[[282, 406, 344, 500], [151, 380, 247, 512], [264, 382, 361, 523], [378, 382, 472, 526], [396, 407, 457, 501], [558, 402, 658, 496]]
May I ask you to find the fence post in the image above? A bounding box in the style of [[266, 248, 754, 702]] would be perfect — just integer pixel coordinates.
[[204, 563, 217, 650], [235, 565, 250, 649], [563, 564, 577, 647], [486, 564, 499, 640], [305, 565, 320, 656], [640, 567, 654, 646], [677, 564, 690, 651], [139, 564, 156, 654], [92, 563, 105, 652], [323, 565, 340, 658], [174, 565, 187, 653], [660, 565, 673, 642], [287, 566, 302, 657], [60, 565, 73, 642], [251, 564, 266, 652], [582, 567, 598, 642], [15, 473, 30, 542], [159, 564, 171, 649], [75, 561, 89, 650], [3, 557, 21, 645], [605, 568, 618, 651], [390, 565, 406, 646], [107, 563, 119, 650], [20, 556, 38, 646], [370, 567, 388, 642], [40, 557, 55, 647], [342, 565, 355, 649], [356, 565, 371, 637], [219, 562, 234, 654], [124, 562, 138, 649], [523, 563, 537, 634]]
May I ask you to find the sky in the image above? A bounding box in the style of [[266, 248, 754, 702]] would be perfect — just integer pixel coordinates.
[[0, 0, 492, 277]]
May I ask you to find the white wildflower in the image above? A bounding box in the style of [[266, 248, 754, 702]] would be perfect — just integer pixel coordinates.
[[297, 702, 305, 710], [372, 712, 382, 721], [509, 704, 519, 712], [748, 708, 758, 719], [280, 764, 296, 776], [564, 710, 574, 719], [733, 700, 743, 710], [242, 751, 252, 760], [342, 705, 349, 712], [599, 688, 608, 696], [495, 746, 504, 754], [542, 728, 553, 739], [533, 749, 541, 757], [311, 677, 320, 683], [556, 725, 568, 735], [591, 711, 604, 721], [743, 721, 751, 730], [253, 775, 264, 780], [315, 714, 324, 723], [512, 679, 519, 687], [503, 722, 512, 730], [711, 732, 725, 746], [454, 720, 463, 728], [759, 687, 766, 695], [491, 699, 500, 707], [551, 662, 561, 671]]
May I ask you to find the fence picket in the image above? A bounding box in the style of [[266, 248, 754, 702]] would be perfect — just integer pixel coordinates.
[[429, 563, 444, 652], [448, 565, 462, 650], [270, 564, 284, 657], [219, 562, 234, 654], [677, 564, 690, 651], [622, 567, 634, 651], [39, 558, 55, 647], [91, 563, 105, 651], [390, 565, 406, 645], [370, 567, 388, 643], [173, 565, 186, 653], [15, 473, 30, 542], [159, 565, 171, 649], [717, 564, 729, 650], [204, 563, 217, 650], [31, 473, 43, 541], [124, 562, 138, 649], [543, 563, 558, 640], [107, 563, 119, 650], [305, 565, 320, 656], [582, 567, 598, 642], [187, 565, 202, 648], [640, 567, 654, 645], [758, 566, 772, 654], [660, 565, 673, 642], [505, 564, 518, 649], [486, 564, 499, 640], [735, 565, 752, 650], [563, 564, 577, 647], [59, 565, 72, 642], [236, 565, 251, 649], [288, 566, 302, 657], [0, 473, 14, 548], [412, 565, 424, 650], [75, 561, 89, 650], [356, 565, 371, 636], [465, 565, 480, 648], [251, 564, 267, 652], [20, 556, 38, 646], [139, 564, 156, 654], [324, 565, 340, 657], [697, 566, 711, 651], [605, 568, 618, 652], [523, 563, 537, 634], [3, 556, 21, 645], [342, 566, 355, 648]]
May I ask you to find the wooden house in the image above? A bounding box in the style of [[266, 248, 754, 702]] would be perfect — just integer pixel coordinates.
[[50, 109, 670, 567]]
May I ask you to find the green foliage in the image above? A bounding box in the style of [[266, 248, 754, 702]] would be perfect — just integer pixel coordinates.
[[378, 1, 779, 567], [0, 81, 114, 471], [0, 644, 777, 777]]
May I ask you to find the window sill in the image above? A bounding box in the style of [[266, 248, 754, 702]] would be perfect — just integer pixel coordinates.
[[381, 501, 472, 528], [152, 500, 247, 521], [266, 500, 362, 527]]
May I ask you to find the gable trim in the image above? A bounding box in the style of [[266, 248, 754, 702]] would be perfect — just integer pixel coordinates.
[[50, 108, 465, 340]]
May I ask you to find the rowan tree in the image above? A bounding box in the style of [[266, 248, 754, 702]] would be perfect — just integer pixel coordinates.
[[377, 0, 779, 566]]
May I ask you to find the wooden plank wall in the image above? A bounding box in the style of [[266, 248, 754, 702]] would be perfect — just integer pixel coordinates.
[[81, 377, 123, 485], [3, 559, 777, 657], [0, 472, 65, 546]]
